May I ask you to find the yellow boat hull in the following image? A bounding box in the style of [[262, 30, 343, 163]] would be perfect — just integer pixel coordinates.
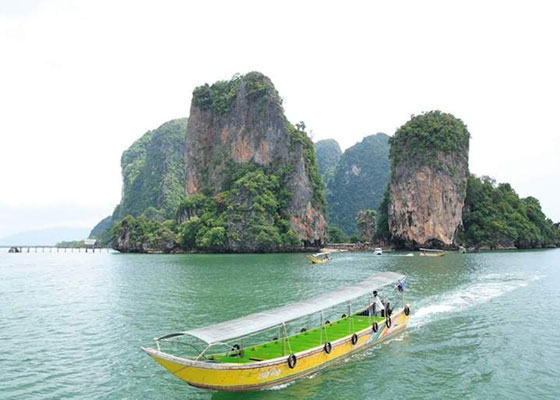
[[420, 252, 446, 257], [308, 255, 329, 264], [143, 309, 409, 391]]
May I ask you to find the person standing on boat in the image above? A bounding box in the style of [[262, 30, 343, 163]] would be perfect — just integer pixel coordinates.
[[371, 290, 384, 316]]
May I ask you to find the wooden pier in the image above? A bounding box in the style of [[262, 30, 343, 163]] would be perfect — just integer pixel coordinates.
[[1, 245, 115, 253]]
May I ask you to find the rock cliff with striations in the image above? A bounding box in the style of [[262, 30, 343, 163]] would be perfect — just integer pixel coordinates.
[[388, 111, 470, 248], [183, 72, 326, 251]]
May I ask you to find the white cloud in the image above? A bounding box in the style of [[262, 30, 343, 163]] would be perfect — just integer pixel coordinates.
[[0, 0, 559, 236]]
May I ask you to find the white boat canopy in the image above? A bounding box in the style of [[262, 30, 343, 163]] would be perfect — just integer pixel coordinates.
[[165, 271, 405, 345]]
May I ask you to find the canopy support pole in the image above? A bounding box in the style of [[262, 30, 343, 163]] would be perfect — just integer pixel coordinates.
[[155, 338, 161, 351], [347, 302, 351, 334], [349, 302, 354, 332], [195, 344, 212, 361], [320, 311, 324, 345], [282, 322, 292, 356]]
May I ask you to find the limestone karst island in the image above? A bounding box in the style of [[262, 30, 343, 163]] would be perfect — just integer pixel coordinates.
[[4, 0, 560, 396], [89, 72, 559, 253]]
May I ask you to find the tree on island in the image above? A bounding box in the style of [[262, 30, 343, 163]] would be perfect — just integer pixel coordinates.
[[357, 209, 377, 243]]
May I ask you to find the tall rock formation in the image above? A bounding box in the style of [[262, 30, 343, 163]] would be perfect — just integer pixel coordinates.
[[315, 139, 342, 184], [183, 72, 326, 251], [327, 133, 390, 235], [89, 118, 187, 242], [388, 111, 470, 248], [114, 118, 187, 220]]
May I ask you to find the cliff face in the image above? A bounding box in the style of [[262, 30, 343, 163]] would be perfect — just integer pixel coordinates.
[[89, 118, 187, 244], [388, 111, 470, 248], [183, 72, 326, 250], [315, 139, 342, 184], [88, 215, 112, 242], [327, 133, 390, 235], [115, 118, 187, 220]]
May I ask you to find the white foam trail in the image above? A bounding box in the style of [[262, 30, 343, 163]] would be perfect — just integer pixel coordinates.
[[266, 382, 293, 391], [410, 274, 544, 328]]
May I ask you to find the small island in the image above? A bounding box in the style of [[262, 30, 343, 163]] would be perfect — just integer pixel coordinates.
[[89, 73, 560, 253]]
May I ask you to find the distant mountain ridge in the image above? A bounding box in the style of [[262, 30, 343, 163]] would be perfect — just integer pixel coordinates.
[[325, 133, 390, 236], [314, 139, 342, 185], [0, 227, 91, 246]]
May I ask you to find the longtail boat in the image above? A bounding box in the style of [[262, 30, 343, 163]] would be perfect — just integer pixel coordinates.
[[307, 252, 330, 264], [419, 248, 447, 257], [143, 272, 410, 391]]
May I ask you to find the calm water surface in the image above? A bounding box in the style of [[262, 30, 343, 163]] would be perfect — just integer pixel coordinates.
[[1, 249, 559, 399]]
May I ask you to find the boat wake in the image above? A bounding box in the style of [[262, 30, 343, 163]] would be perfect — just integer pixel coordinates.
[[410, 274, 544, 328]]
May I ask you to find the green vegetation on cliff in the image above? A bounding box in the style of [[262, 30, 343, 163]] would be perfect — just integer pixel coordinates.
[[89, 215, 113, 239], [327, 134, 389, 235], [315, 139, 342, 185], [390, 110, 470, 168], [357, 209, 377, 242], [112, 216, 177, 253], [192, 72, 279, 115], [90, 118, 187, 243], [55, 240, 85, 248], [111, 164, 303, 252], [190, 73, 325, 215], [175, 164, 301, 251], [184, 72, 326, 252], [387, 111, 470, 248], [375, 188, 391, 240], [327, 225, 348, 243], [460, 176, 560, 248], [113, 118, 187, 221]]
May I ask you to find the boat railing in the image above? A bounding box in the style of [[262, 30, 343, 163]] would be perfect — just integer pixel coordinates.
[[152, 273, 407, 361]]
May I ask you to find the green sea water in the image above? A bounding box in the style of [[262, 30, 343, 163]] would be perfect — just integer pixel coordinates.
[[1, 249, 559, 399]]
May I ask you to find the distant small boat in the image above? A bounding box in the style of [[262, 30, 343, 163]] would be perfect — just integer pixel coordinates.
[[420, 252, 446, 257], [419, 248, 446, 257], [307, 252, 331, 264], [374, 247, 383, 255]]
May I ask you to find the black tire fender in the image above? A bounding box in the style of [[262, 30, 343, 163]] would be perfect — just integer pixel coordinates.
[[324, 341, 332, 354], [351, 333, 358, 345], [386, 317, 392, 329], [404, 305, 410, 316], [372, 321, 379, 333], [287, 354, 297, 369]]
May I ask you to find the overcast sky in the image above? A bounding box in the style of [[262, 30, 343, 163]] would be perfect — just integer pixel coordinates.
[[1, 0, 559, 238]]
